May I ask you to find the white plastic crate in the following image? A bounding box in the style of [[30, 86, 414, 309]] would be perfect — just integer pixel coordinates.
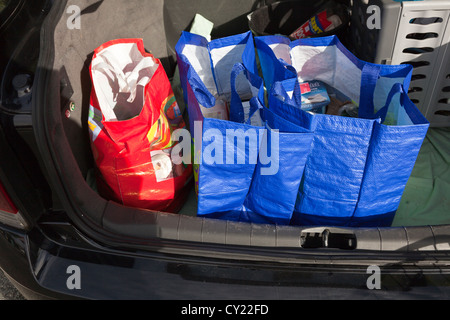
[[350, 0, 450, 127]]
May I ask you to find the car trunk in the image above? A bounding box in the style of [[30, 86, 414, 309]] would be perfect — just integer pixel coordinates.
[[33, 0, 450, 255]]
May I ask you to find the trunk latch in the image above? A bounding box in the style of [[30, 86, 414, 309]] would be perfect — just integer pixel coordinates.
[[300, 228, 357, 250]]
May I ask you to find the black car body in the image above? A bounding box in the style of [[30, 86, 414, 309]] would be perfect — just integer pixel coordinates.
[[1, 0, 450, 302]]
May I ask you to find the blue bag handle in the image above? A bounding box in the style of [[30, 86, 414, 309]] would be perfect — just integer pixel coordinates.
[[230, 62, 263, 125], [186, 67, 217, 109], [359, 63, 425, 125], [373, 82, 406, 123], [277, 59, 303, 106], [278, 58, 297, 78], [270, 77, 303, 108], [374, 81, 430, 125], [358, 63, 382, 120]]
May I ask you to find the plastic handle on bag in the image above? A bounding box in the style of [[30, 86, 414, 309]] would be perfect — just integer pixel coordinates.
[[248, 97, 264, 124], [230, 63, 262, 125], [186, 67, 216, 109], [278, 58, 297, 77], [359, 64, 409, 123], [291, 78, 303, 107], [358, 63, 381, 119], [277, 58, 303, 106], [230, 63, 247, 123], [270, 77, 303, 108], [374, 82, 405, 122]]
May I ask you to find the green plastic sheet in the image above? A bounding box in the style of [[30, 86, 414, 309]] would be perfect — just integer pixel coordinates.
[[393, 127, 450, 227]]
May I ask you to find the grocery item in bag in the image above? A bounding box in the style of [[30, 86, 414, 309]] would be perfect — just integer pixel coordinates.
[[299, 80, 330, 114], [289, 7, 343, 40]]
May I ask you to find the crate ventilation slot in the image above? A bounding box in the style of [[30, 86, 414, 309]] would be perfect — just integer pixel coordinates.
[[401, 61, 430, 68], [402, 47, 434, 54], [411, 74, 426, 81], [409, 87, 423, 93], [435, 110, 450, 116], [409, 17, 443, 25], [406, 32, 439, 40]]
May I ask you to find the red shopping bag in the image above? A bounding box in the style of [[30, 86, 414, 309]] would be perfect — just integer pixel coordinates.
[[88, 39, 192, 213]]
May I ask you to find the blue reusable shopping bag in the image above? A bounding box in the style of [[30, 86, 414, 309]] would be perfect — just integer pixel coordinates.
[[257, 35, 430, 227], [176, 31, 261, 222], [176, 31, 314, 224]]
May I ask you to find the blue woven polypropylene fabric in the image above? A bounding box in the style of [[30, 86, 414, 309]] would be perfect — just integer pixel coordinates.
[[176, 31, 314, 225], [258, 35, 430, 227]]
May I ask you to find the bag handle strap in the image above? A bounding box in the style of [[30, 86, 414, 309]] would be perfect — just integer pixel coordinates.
[[359, 64, 413, 123], [270, 77, 303, 108], [373, 82, 405, 123], [186, 66, 216, 109], [277, 58, 303, 107], [230, 63, 262, 125], [358, 63, 382, 119]]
